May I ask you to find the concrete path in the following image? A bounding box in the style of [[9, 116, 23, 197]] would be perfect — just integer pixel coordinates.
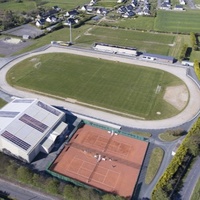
[[0, 46, 200, 129]]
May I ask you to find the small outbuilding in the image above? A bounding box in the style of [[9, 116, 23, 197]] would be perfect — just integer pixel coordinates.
[[141, 53, 175, 63]]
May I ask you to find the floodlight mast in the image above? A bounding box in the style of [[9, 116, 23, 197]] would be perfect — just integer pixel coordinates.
[[69, 22, 72, 44]]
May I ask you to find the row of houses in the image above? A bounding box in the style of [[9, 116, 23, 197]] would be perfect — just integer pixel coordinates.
[[160, 0, 185, 10], [117, 0, 150, 17]]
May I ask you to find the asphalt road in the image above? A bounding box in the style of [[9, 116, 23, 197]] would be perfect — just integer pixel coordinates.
[[0, 45, 200, 129], [0, 178, 59, 200], [180, 157, 200, 200]]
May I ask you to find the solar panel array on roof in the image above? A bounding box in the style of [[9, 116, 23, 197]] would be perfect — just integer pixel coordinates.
[[0, 111, 19, 118], [19, 114, 48, 133], [13, 99, 34, 103], [1, 131, 31, 151], [37, 101, 61, 116]]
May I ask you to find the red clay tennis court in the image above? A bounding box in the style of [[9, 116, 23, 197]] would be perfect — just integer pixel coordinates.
[[50, 124, 148, 198]]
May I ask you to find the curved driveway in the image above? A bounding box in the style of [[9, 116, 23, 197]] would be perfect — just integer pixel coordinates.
[[0, 46, 200, 129]]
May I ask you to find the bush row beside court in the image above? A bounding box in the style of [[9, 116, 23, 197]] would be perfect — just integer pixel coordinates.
[[152, 117, 200, 199], [0, 152, 125, 200]]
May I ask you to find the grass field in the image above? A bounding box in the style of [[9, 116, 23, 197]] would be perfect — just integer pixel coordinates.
[[0, 99, 7, 108], [159, 132, 182, 141], [100, 16, 155, 30], [76, 26, 176, 55], [191, 178, 200, 200], [7, 53, 185, 119], [145, 147, 164, 184], [44, 0, 89, 10], [0, 0, 89, 11], [154, 10, 200, 33], [0, 1, 36, 12]]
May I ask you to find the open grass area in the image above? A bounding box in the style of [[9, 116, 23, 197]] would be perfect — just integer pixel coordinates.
[[0, 99, 7, 108], [154, 10, 200, 33], [14, 25, 91, 55], [159, 132, 182, 141], [96, 0, 118, 7], [145, 147, 164, 184], [191, 178, 200, 200], [0, 0, 89, 11], [76, 26, 175, 55], [7, 53, 184, 119], [44, 0, 89, 10], [131, 131, 152, 138], [100, 16, 155, 30], [0, 0, 36, 12]]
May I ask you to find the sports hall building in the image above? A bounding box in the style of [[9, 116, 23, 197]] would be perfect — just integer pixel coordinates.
[[0, 98, 68, 163]]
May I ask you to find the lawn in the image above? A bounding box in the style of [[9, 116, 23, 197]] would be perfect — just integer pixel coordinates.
[[159, 131, 182, 141], [154, 10, 200, 33], [145, 147, 164, 184], [0, 0, 89, 11], [0, 0, 36, 12], [76, 26, 175, 55], [100, 16, 155, 30], [44, 0, 89, 10], [191, 178, 200, 200], [7, 53, 185, 119], [0, 99, 7, 108]]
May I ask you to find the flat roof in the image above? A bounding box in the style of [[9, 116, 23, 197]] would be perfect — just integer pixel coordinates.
[[0, 98, 65, 153], [143, 53, 174, 61]]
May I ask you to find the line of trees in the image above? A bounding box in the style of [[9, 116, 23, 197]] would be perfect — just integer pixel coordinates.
[[152, 117, 200, 200], [0, 153, 125, 200], [194, 60, 200, 80], [190, 32, 198, 51], [179, 44, 188, 60]]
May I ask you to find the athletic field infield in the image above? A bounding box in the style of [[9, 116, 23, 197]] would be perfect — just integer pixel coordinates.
[[7, 53, 186, 119]]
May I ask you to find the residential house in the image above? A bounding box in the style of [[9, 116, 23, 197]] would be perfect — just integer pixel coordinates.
[[179, 0, 185, 5], [160, 2, 171, 10], [86, 6, 94, 12], [117, 6, 127, 14], [117, 0, 125, 3], [52, 6, 61, 12], [46, 15, 58, 23], [65, 10, 79, 17], [63, 18, 78, 26], [36, 18, 46, 27], [96, 7, 108, 15], [126, 4, 134, 12], [89, 0, 97, 5], [174, 5, 184, 10], [80, 5, 88, 11]]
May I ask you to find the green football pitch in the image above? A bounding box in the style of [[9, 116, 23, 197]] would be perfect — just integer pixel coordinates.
[[7, 53, 186, 119]]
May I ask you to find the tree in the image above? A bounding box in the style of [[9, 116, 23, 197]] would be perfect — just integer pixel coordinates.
[[17, 166, 33, 184], [45, 178, 59, 194], [63, 185, 75, 200]]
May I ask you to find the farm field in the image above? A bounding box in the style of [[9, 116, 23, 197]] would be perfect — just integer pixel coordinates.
[[0, 0, 89, 11], [44, 0, 89, 10], [154, 10, 200, 33], [99, 17, 155, 31], [7, 53, 185, 119], [0, 1, 36, 12], [76, 26, 176, 55]]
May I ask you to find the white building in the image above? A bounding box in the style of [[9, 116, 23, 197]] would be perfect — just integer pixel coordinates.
[[0, 98, 68, 163]]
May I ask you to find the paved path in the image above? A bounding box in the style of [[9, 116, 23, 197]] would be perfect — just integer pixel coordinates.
[[0, 178, 60, 200], [180, 156, 200, 200], [0, 46, 200, 129]]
